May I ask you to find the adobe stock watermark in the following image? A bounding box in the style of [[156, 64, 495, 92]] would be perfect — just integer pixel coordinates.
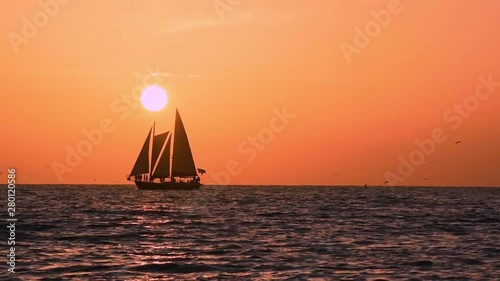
[[51, 66, 164, 182], [7, 0, 71, 54], [213, 0, 244, 20], [340, 0, 412, 63], [384, 74, 500, 186], [208, 107, 296, 184]]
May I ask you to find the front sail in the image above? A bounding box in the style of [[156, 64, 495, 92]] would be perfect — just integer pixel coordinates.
[[172, 110, 198, 177], [152, 135, 171, 178], [130, 126, 153, 176], [151, 132, 169, 171]]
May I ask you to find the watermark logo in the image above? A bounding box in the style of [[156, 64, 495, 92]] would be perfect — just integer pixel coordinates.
[[7, 0, 71, 54], [340, 0, 410, 63], [213, 0, 244, 20], [51, 66, 164, 182], [6, 168, 17, 274], [384, 74, 499, 185], [208, 107, 296, 184]]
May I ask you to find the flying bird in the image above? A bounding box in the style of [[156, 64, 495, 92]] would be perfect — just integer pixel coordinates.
[[455, 141, 462, 144]]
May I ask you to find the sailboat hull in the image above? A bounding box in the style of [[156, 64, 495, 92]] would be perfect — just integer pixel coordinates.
[[134, 180, 201, 190]]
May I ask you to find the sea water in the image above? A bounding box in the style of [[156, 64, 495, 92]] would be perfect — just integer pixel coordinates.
[[1, 185, 498, 280]]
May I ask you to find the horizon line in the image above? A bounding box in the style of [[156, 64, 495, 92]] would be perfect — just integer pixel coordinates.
[[4, 183, 500, 188]]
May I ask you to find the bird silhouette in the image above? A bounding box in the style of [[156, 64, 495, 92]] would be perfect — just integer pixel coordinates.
[[455, 141, 462, 144]]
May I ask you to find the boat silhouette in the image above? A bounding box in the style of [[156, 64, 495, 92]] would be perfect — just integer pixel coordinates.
[[127, 109, 203, 190]]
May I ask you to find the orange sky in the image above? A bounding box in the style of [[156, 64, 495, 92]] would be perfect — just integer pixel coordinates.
[[2, 0, 500, 186]]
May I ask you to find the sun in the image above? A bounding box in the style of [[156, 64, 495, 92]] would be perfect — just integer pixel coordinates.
[[141, 85, 168, 112]]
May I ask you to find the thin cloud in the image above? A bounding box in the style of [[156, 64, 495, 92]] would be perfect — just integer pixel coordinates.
[[41, 69, 120, 78], [160, 18, 224, 33], [160, 10, 294, 33], [20, 69, 201, 79]]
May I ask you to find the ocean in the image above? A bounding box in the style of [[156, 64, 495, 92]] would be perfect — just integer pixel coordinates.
[[1, 185, 499, 280]]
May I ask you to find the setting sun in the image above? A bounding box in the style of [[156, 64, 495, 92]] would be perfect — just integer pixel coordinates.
[[140, 85, 168, 112]]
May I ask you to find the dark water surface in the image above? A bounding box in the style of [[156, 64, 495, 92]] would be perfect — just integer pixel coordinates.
[[2, 185, 499, 280]]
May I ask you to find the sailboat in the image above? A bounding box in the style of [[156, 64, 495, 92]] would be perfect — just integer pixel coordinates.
[[127, 109, 204, 190]]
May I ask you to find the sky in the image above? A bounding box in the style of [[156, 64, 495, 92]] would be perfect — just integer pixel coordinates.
[[1, 0, 500, 186]]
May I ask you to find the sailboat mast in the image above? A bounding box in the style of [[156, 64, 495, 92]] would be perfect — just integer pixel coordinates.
[[170, 116, 174, 181], [150, 121, 155, 179]]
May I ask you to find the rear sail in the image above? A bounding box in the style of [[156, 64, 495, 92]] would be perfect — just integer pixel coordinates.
[[151, 132, 169, 172], [130, 125, 153, 176], [152, 134, 172, 178], [172, 109, 198, 177]]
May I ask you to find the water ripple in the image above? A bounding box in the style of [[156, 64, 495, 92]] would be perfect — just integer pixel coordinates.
[[1, 185, 498, 280]]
